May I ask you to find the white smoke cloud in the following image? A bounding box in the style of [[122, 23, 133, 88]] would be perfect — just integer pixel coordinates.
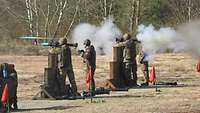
[[136, 21, 200, 61], [177, 21, 200, 58], [71, 23, 98, 50], [71, 17, 122, 55], [136, 24, 177, 61]]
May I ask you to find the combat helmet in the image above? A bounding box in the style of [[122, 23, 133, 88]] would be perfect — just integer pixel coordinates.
[[59, 38, 68, 45], [83, 39, 91, 46], [123, 33, 131, 40]]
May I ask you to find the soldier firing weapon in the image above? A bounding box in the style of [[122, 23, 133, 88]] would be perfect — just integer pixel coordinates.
[[36, 38, 79, 100], [115, 33, 141, 87], [57, 38, 80, 99]]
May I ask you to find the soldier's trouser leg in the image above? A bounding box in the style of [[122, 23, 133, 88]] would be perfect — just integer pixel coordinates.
[[124, 63, 132, 86], [132, 59, 137, 85], [13, 90, 18, 110], [144, 62, 149, 83], [141, 67, 148, 86], [142, 70, 148, 83], [60, 69, 67, 95], [13, 74, 18, 110], [144, 70, 149, 83], [84, 64, 89, 91], [66, 70, 78, 94], [7, 77, 17, 110], [90, 68, 96, 94]]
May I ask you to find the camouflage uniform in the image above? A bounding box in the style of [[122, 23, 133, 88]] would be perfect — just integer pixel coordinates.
[[117, 34, 137, 86], [132, 59, 137, 85], [82, 39, 96, 94], [0, 63, 18, 110], [59, 38, 78, 95], [139, 51, 149, 85]]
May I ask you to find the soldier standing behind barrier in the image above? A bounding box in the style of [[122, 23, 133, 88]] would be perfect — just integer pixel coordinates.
[[58, 38, 78, 96], [81, 39, 96, 96], [131, 36, 139, 86], [139, 50, 149, 86], [117, 33, 139, 87]]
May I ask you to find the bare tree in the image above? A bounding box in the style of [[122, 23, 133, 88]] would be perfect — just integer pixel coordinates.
[[64, 0, 81, 37], [168, 0, 200, 24], [128, 0, 140, 33], [104, 0, 107, 18], [34, 0, 39, 37], [45, 1, 50, 37], [25, 0, 34, 36], [103, 0, 114, 18], [108, 0, 114, 16], [53, 0, 68, 38]]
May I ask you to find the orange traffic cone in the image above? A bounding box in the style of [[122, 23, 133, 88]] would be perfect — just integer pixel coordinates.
[[196, 59, 200, 73], [149, 65, 156, 84], [1, 84, 9, 106]]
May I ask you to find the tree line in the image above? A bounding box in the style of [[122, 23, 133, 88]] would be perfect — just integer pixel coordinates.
[[0, 0, 200, 39]]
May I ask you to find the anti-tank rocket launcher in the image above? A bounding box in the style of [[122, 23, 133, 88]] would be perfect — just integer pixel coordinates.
[[115, 37, 124, 43], [66, 43, 78, 48], [115, 37, 141, 43], [48, 39, 78, 48]]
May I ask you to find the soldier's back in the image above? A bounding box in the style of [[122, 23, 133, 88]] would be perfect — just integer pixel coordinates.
[[61, 45, 73, 70], [123, 39, 136, 62]]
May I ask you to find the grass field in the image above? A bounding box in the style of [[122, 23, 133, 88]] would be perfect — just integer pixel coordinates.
[[0, 53, 200, 113]]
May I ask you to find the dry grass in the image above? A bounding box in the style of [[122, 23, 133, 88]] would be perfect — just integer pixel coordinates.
[[0, 53, 200, 113], [0, 38, 49, 55]]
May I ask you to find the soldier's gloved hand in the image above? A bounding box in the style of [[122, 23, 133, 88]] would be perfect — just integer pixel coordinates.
[[74, 43, 78, 48], [59, 68, 63, 75], [58, 64, 64, 69], [78, 50, 84, 56], [78, 49, 84, 53], [10, 73, 17, 80]]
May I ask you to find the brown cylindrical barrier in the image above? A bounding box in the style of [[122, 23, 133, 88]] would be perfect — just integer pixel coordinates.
[[105, 46, 125, 89], [44, 68, 56, 87], [109, 61, 120, 80], [48, 53, 58, 68], [112, 46, 123, 62]]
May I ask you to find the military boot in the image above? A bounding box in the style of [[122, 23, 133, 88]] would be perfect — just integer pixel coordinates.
[[13, 102, 18, 110], [141, 82, 149, 86]]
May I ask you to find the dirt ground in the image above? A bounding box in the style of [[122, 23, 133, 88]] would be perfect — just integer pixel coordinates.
[[0, 53, 200, 113]]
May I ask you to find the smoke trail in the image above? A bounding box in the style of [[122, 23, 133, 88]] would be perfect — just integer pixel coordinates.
[[136, 24, 177, 61], [136, 21, 200, 61], [71, 17, 122, 55]]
